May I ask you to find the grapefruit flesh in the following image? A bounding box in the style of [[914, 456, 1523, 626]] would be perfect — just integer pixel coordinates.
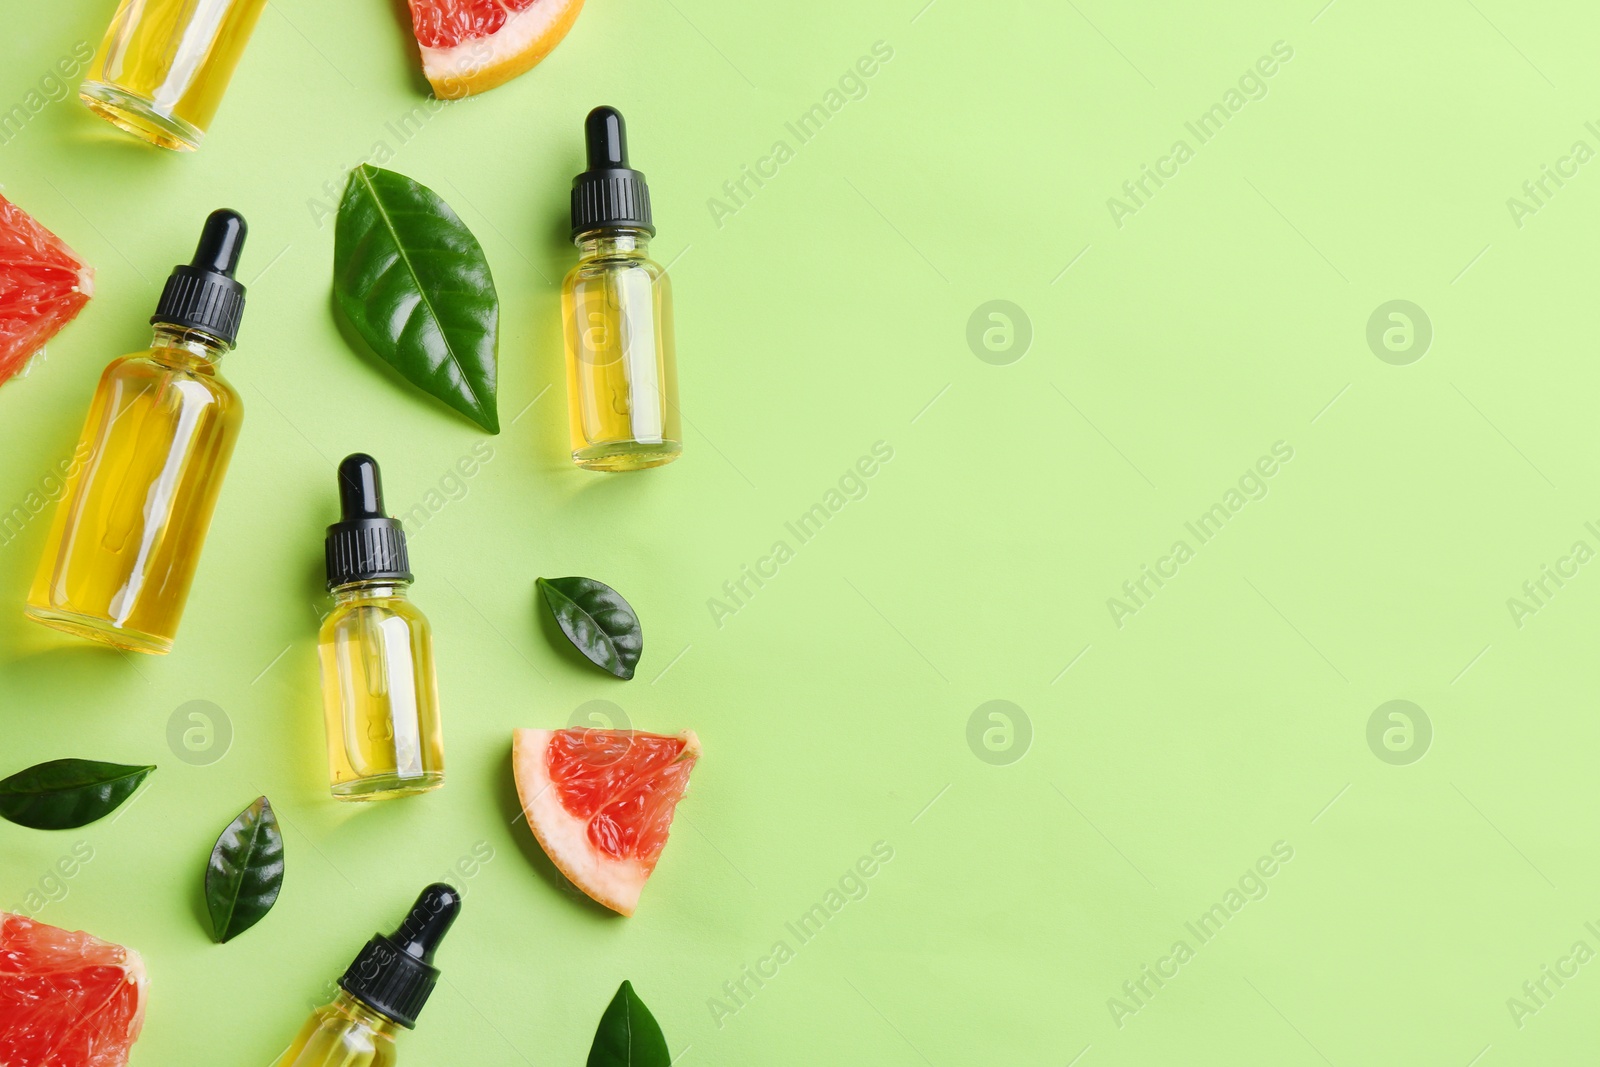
[[0, 914, 147, 1067], [0, 195, 93, 386], [405, 0, 586, 98], [513, 728, 700, 916]]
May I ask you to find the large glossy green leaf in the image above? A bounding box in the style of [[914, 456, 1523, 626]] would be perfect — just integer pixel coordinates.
[[205, 796, 284, 944], [0, 759, 155, 830], [333, 163, 500, 433], [587, 981, 670, 1067], [537, 576, 643, 680]]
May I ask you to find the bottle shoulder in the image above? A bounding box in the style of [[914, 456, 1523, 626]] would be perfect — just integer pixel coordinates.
[[564, 252, 668, 288], [320, 590, 432, 637], [105, 351, 243, 407]]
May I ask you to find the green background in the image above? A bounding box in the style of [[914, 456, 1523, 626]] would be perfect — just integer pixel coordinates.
[[1, 0, 1596, 1063]]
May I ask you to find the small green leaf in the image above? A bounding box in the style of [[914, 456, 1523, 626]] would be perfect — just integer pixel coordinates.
[[333, 163, 500, 433], [0, 759, 155, 830], [587, 981, 670, 1067], [537, 576, 643, 680], [205, 796, 284, 944]]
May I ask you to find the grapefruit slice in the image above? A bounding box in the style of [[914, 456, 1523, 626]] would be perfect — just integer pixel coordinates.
[[0, 913, 148, 1067], [405, 0, 586, 98], [513, 728, 700, 916], [0, 195, 94, 386]]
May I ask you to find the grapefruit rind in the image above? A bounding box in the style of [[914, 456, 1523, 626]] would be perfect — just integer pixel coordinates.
[[512, 727, 699, 916], [420, 0, 586, 98]]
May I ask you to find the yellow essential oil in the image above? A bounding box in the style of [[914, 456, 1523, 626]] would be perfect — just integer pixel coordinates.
[[26, 210, 248, 656], [275, 994, 399, 1067], [80, 0, 267, 151], [319, 455, 444, 801], [275, 884, 460, 1067], [562, 106, 682, 472]]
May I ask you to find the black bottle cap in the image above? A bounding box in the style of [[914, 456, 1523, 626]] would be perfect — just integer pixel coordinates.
[[325, 453, 412, 591], [571, 106, 654, 239], [338, 883, 462, 1029], [151, 209, 248, 347]]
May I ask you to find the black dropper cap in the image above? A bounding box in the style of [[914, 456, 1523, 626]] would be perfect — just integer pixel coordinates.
[[151, 209, 247, 347], [570, 106, 654, 239], [325, 454, 412, 591], [337, 883, 462, 1029]]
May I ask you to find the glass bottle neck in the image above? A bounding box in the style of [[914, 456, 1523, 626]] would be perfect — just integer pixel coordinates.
[[149, 325, 229, 368], [574, 229, 651, 259], [327, 991, 403, 1036], [331, 580, 410, 603]]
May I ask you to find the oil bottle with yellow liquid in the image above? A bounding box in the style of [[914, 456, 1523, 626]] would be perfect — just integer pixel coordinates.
[[26, 209, 248, 655], [274, 883, 461, 1067], [562, 105, 683, 471], [80, 0, 268, 151], [319, 454, 445, 801]]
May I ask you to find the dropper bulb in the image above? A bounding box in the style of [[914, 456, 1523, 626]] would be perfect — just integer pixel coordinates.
[[337, 453, 384, 521], [388, 883, 461, 964], [192, 208, 246, 277], [325, 453, 411, 588], [585, 106, 628, 169]]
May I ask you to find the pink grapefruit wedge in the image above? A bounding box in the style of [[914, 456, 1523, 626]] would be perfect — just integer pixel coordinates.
[[0, 913, 147, 1067], [405, 0, 586, 98], [513, 728, 700, 916], [0, 194, 93, 386]]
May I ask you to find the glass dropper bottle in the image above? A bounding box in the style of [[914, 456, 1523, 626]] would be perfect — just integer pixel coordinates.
[[273, 884, 462, 1067], [318, 454, 445, 801], [25, 209, 248, 654], [560, 105, 682, 472]]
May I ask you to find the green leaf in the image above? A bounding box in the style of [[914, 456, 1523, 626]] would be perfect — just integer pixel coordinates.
[[333, 163, 500, 433], [587, 981, 670, 1067], [205, 796, 284, 944], [0, 759, 155, 830], [537, 576, 643, 680]]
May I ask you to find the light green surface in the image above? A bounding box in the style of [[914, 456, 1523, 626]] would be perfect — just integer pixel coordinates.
[[0, 0, 1595, 1063]]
